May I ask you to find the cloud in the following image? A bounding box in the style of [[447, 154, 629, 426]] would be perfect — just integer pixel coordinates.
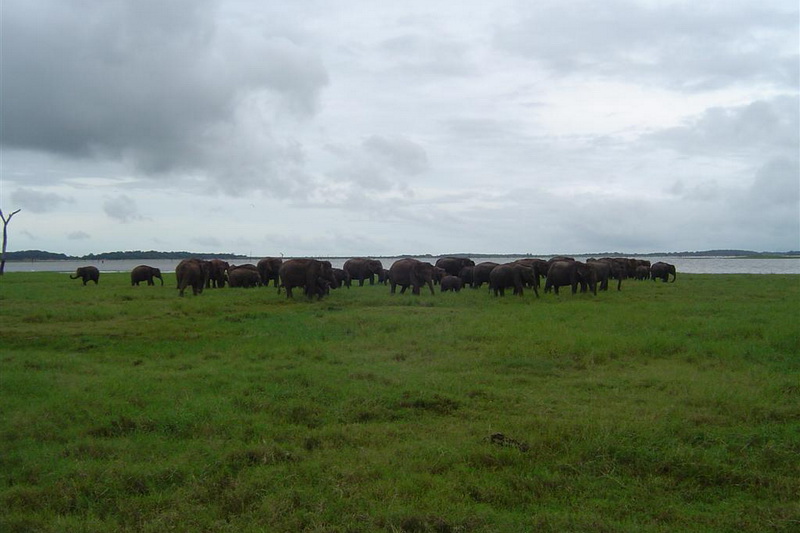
[[191, 237, 223, 249], [103, 195, 141, 223], [10, 188, 74, 213], [496, 1, 798, 91], [1, 0, 329, 192], [67, 231, 90, 240], [362, 135, 429, 175], [749, 157, 800, 208], [647, 96, 799, 156]]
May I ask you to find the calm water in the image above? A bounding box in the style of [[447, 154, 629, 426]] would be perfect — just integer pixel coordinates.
[[5, 256, 800, 274]]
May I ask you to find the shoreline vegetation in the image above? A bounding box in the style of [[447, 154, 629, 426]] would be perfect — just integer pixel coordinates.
[[5, 249, 800, 261], [1, 273, 797, 531]]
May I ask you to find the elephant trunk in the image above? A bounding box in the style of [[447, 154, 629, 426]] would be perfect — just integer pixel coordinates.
[[671, 269, 677, 283]]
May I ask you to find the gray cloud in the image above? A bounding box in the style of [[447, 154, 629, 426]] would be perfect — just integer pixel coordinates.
[[11, 189, 73, 213], [1, 1, 797, 255], [749, 157, 800, 208], [648, 96, 799, 156], [362, 135, 429, 175], [191, 237, 223, 249], [378, 32, 475, 77], [67, 231, 90, 240], [496, 1, 798, 91], [1, 0, 328, 190], [103, 195, 141, 223]]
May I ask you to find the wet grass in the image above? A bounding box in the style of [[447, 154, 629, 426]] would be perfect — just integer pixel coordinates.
[[1, 272, 799, 532]]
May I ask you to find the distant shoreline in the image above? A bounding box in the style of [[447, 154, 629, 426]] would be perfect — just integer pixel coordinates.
[[4, 249, 799, 262]]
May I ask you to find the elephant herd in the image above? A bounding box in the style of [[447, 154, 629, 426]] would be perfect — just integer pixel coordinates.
[[70, 256, 676, 299]]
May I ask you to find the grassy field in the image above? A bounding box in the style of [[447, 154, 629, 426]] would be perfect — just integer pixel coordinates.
[[1, 272, 798, 532]]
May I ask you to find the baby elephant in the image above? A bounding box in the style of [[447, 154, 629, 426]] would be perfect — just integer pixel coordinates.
[[440, 275, 463, 292], [131, 265, 164, 286], [71, 266, 100, 285]]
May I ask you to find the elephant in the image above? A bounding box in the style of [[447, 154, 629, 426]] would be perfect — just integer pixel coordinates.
[[71, 266, 99, 285], [635, 265, 650, 280], [458, 265, 474, 287], [130, 265, 163, 286], [227, 264, 261, 288], [331, 268, 351, 289], [176, 259, 211, 296], [432, 266, 447, 285], [650, 262, 676, 282], [435, 256, 475, 276], [603, 258, 629, 287], [378, 268, 390, 285], [471, 262, 499, 288], [545, 260, 597, 295], [624, 258, 650, 279], [206, 259, 230, 288], [489, 263, 539, 297], [343, 258, 384, 286], [389, 258, 435, 295], [440, 275, 463, 292], [512, 258, 548, 289], [547, 256, 575, 268], [278, 258, 335, 299], [257, 257, 283, 287], [586, 259, 621, 291]]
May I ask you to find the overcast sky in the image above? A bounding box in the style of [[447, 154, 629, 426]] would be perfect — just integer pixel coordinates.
[[2, 0, 798, 256]]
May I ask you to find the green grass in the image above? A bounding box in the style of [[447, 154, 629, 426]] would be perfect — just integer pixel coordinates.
[[1, 272, 799, 532]]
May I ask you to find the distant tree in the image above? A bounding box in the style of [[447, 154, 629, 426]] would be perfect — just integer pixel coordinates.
[[1, 208, 22, 275]]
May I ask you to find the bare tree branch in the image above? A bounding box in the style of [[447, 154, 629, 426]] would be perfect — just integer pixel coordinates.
[[1, 208, 23, 275]]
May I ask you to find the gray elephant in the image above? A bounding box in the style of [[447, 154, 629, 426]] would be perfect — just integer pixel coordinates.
[[440, 275, 463, 292], [435, 256, 475, 276], [207, 259, 230, 288], [389, 258, 435, 295], [586, 259, 621, 291], [176, 259, 211, 296], [545, 260, 597, 295], [257, 257, 283, 288], [489, 263, 539, 297], [511, 258, 549, 289], [343, 258, 384, 286], [278, 258, 335, 299], [331, 268, 351, 288], [432, 266, 447, 285], [471, 262, 499, 289], [130, 265, 163, 286], [635, 265, 650, 280], [650, 262, 676, 282], [458, 266, 474, 287], [71, 266, 99, 285], [227, 264, 261, 288]]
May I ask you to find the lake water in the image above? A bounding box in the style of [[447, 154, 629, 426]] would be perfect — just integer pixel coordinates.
[[5, 256, 800, 274]]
